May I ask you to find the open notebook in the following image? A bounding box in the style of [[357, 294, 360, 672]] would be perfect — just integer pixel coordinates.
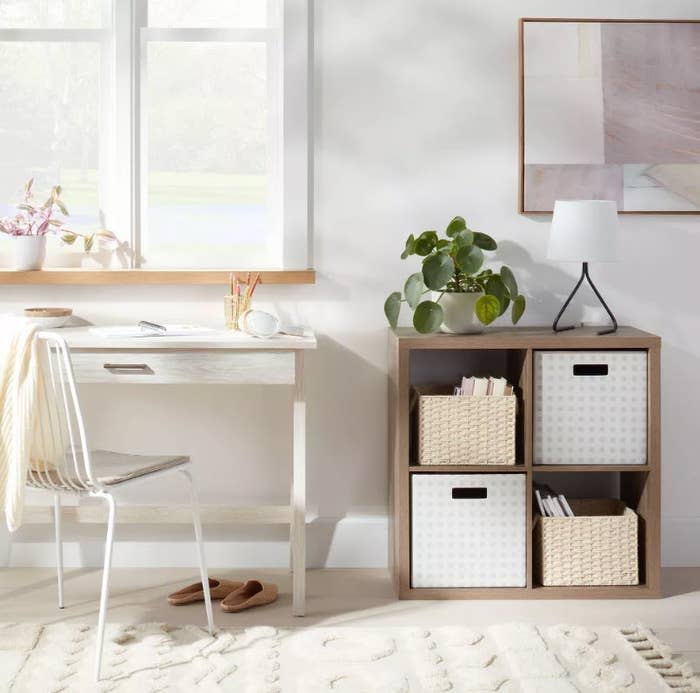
[[88, 325, 217, 338]]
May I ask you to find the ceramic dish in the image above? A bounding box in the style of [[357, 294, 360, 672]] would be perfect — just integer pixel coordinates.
[[23, 307, 73, 329]]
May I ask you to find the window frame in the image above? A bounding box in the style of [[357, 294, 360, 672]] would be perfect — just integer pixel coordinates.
[[0, 0, 312, 284]]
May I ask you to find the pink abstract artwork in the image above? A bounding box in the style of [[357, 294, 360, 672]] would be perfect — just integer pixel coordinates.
[[521, 20, 700, 213]]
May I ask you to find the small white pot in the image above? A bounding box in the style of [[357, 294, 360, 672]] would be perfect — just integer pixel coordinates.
[[438, 291, 484, 334], [13, 235, 47, 271]]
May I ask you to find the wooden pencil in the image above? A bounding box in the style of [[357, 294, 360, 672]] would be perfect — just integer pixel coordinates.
[[235, 277, 241, 327], [249, 272, 261, 298]]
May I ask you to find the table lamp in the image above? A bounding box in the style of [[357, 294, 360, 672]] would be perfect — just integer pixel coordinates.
[[548, 199, 619, 335]]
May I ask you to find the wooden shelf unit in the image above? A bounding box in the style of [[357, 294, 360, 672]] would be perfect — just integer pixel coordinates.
[[388, 326, 661, 599]]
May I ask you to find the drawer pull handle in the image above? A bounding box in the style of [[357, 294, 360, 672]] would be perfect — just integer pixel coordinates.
[[573, 364, 608, 376], [452, 487, 487, 499], [103, 363, 152, 373]]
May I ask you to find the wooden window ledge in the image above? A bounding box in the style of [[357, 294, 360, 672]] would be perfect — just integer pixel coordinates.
[[0, 269, 315, 285]]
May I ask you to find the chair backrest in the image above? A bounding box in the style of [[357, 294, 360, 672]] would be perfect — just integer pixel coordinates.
[[29, 331, 99, 492]]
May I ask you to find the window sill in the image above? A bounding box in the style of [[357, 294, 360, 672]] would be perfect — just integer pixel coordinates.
[[0, 268, 315, 285]]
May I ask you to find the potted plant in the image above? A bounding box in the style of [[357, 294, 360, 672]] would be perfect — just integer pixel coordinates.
[[0, 178, 121, 270], [384, 216, 526, 333]]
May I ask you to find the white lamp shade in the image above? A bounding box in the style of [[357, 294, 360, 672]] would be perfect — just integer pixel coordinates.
[[548, 200, 619, 263]]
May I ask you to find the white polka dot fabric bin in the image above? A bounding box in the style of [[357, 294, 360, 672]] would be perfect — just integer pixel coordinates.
[[411, 474, 526, 588], [534, 350, 647, 465]]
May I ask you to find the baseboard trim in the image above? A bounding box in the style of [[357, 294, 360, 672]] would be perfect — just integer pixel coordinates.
[[4, 514, 696, 569], [662, 517, 700, 566], [13, 504, 294, 525], [2, 514, 389, 569]]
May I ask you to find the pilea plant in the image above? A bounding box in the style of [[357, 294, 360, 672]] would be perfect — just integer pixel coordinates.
[[384, 216, 526, 333]]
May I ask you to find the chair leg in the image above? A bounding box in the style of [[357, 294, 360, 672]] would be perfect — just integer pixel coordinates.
[[94, 493, 116, 683], [53, 494, 64, 609], [181, 469, 215, 636]]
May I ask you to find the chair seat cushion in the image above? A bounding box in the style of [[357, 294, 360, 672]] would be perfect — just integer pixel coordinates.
[[28, 450, 189, 488]]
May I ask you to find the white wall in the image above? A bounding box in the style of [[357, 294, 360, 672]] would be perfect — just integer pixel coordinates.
[[2, 0, 699, 568]]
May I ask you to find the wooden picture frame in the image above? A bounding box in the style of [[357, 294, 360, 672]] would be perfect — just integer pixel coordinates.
[[519, 18, 700, 214]]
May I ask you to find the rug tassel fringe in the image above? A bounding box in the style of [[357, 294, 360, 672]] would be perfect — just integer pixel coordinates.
[[620, 626, 700, 692]]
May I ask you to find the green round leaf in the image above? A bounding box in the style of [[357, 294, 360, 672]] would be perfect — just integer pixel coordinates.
[[445, 216, 467, 237], [436, 239, 451, 250], [511, 294, 526, 324], [453, 229, 475, 248], [472, 231, 497, 251], [413, 300, 444, 334], [384, 291, 402, 328], [500, 265, 518, 298], [455, 244, 484, 275], [404, 272, 424, 310], [422, 252, 455, 290], [475, 295, 500, 325], [400, 234, 416, 259], [414, 230, 438, 256], [486, 276, 510, 316]]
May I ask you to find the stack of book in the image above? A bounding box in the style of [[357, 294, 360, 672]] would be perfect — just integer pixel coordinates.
[[453, 376, 514, 396], [534, 483, 575, 517]]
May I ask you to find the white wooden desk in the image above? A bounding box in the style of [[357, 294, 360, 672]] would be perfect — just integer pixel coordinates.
[[59, 326, 317, 616]]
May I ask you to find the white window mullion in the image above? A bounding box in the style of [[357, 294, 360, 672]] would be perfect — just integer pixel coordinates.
[[282, 0, 310, 269], [110, 0, 146, 267], [142, 27, 274, 42], [266, 0, 283, 267], [98, 0, 115, 240], [112, 0, 136, 266], [135, 0, 147, 268], [0, 28, 106, 41]]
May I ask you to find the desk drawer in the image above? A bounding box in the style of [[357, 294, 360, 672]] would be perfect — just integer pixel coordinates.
[[70, 350, 296, 385]]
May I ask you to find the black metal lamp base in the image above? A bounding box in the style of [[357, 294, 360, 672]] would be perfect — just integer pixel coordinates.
[[552, 262, 618, 335]]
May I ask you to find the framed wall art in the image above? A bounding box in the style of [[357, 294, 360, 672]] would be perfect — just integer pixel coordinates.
[[519, 18, 700, 214]]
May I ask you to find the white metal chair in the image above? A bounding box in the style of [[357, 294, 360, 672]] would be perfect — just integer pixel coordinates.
[[27, 332, 215, 681]]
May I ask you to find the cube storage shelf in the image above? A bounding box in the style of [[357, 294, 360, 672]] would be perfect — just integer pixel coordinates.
[[388, 326, 661, 599]]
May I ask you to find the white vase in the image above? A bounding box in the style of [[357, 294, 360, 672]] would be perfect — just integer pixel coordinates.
[[439, 291, 484, 334], [13, 235, 47, 270]]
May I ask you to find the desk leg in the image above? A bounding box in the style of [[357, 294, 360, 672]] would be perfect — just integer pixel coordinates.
[[291, 351, 306, 616]]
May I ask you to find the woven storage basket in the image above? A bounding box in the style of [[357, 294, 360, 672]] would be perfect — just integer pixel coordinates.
[[534, 499, 638, 586], [414, 385, 516, 465]]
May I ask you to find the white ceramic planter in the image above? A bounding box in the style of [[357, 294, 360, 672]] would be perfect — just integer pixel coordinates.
[[13, 235, 47, 270], [438, 291, 483, 334]]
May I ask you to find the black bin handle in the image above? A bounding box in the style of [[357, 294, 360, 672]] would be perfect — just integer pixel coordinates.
[[573, 364, 608, 376], [452, 487, 487, 499]]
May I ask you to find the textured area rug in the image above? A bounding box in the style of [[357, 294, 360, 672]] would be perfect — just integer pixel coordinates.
[[0, 622, 697, 692]]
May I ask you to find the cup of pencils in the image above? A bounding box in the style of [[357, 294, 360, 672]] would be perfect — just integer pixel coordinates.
[[224, 272, 261, 330]]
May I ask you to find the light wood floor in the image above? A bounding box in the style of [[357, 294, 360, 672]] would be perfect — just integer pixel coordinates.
[[1, 567, 699, 672]]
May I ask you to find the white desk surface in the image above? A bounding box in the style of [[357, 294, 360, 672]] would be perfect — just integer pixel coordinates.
[[57, 326, 317, 351]]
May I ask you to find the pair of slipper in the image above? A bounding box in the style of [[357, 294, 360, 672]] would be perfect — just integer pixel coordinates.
[[168, 578, 278, 613]]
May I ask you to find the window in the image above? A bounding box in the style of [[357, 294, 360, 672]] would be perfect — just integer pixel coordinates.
[[0, 0, 309, 271]]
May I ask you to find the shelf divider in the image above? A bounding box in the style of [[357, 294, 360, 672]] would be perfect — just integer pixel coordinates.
[[533, 465, 650, 473], [409, 464, 527, 473]]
